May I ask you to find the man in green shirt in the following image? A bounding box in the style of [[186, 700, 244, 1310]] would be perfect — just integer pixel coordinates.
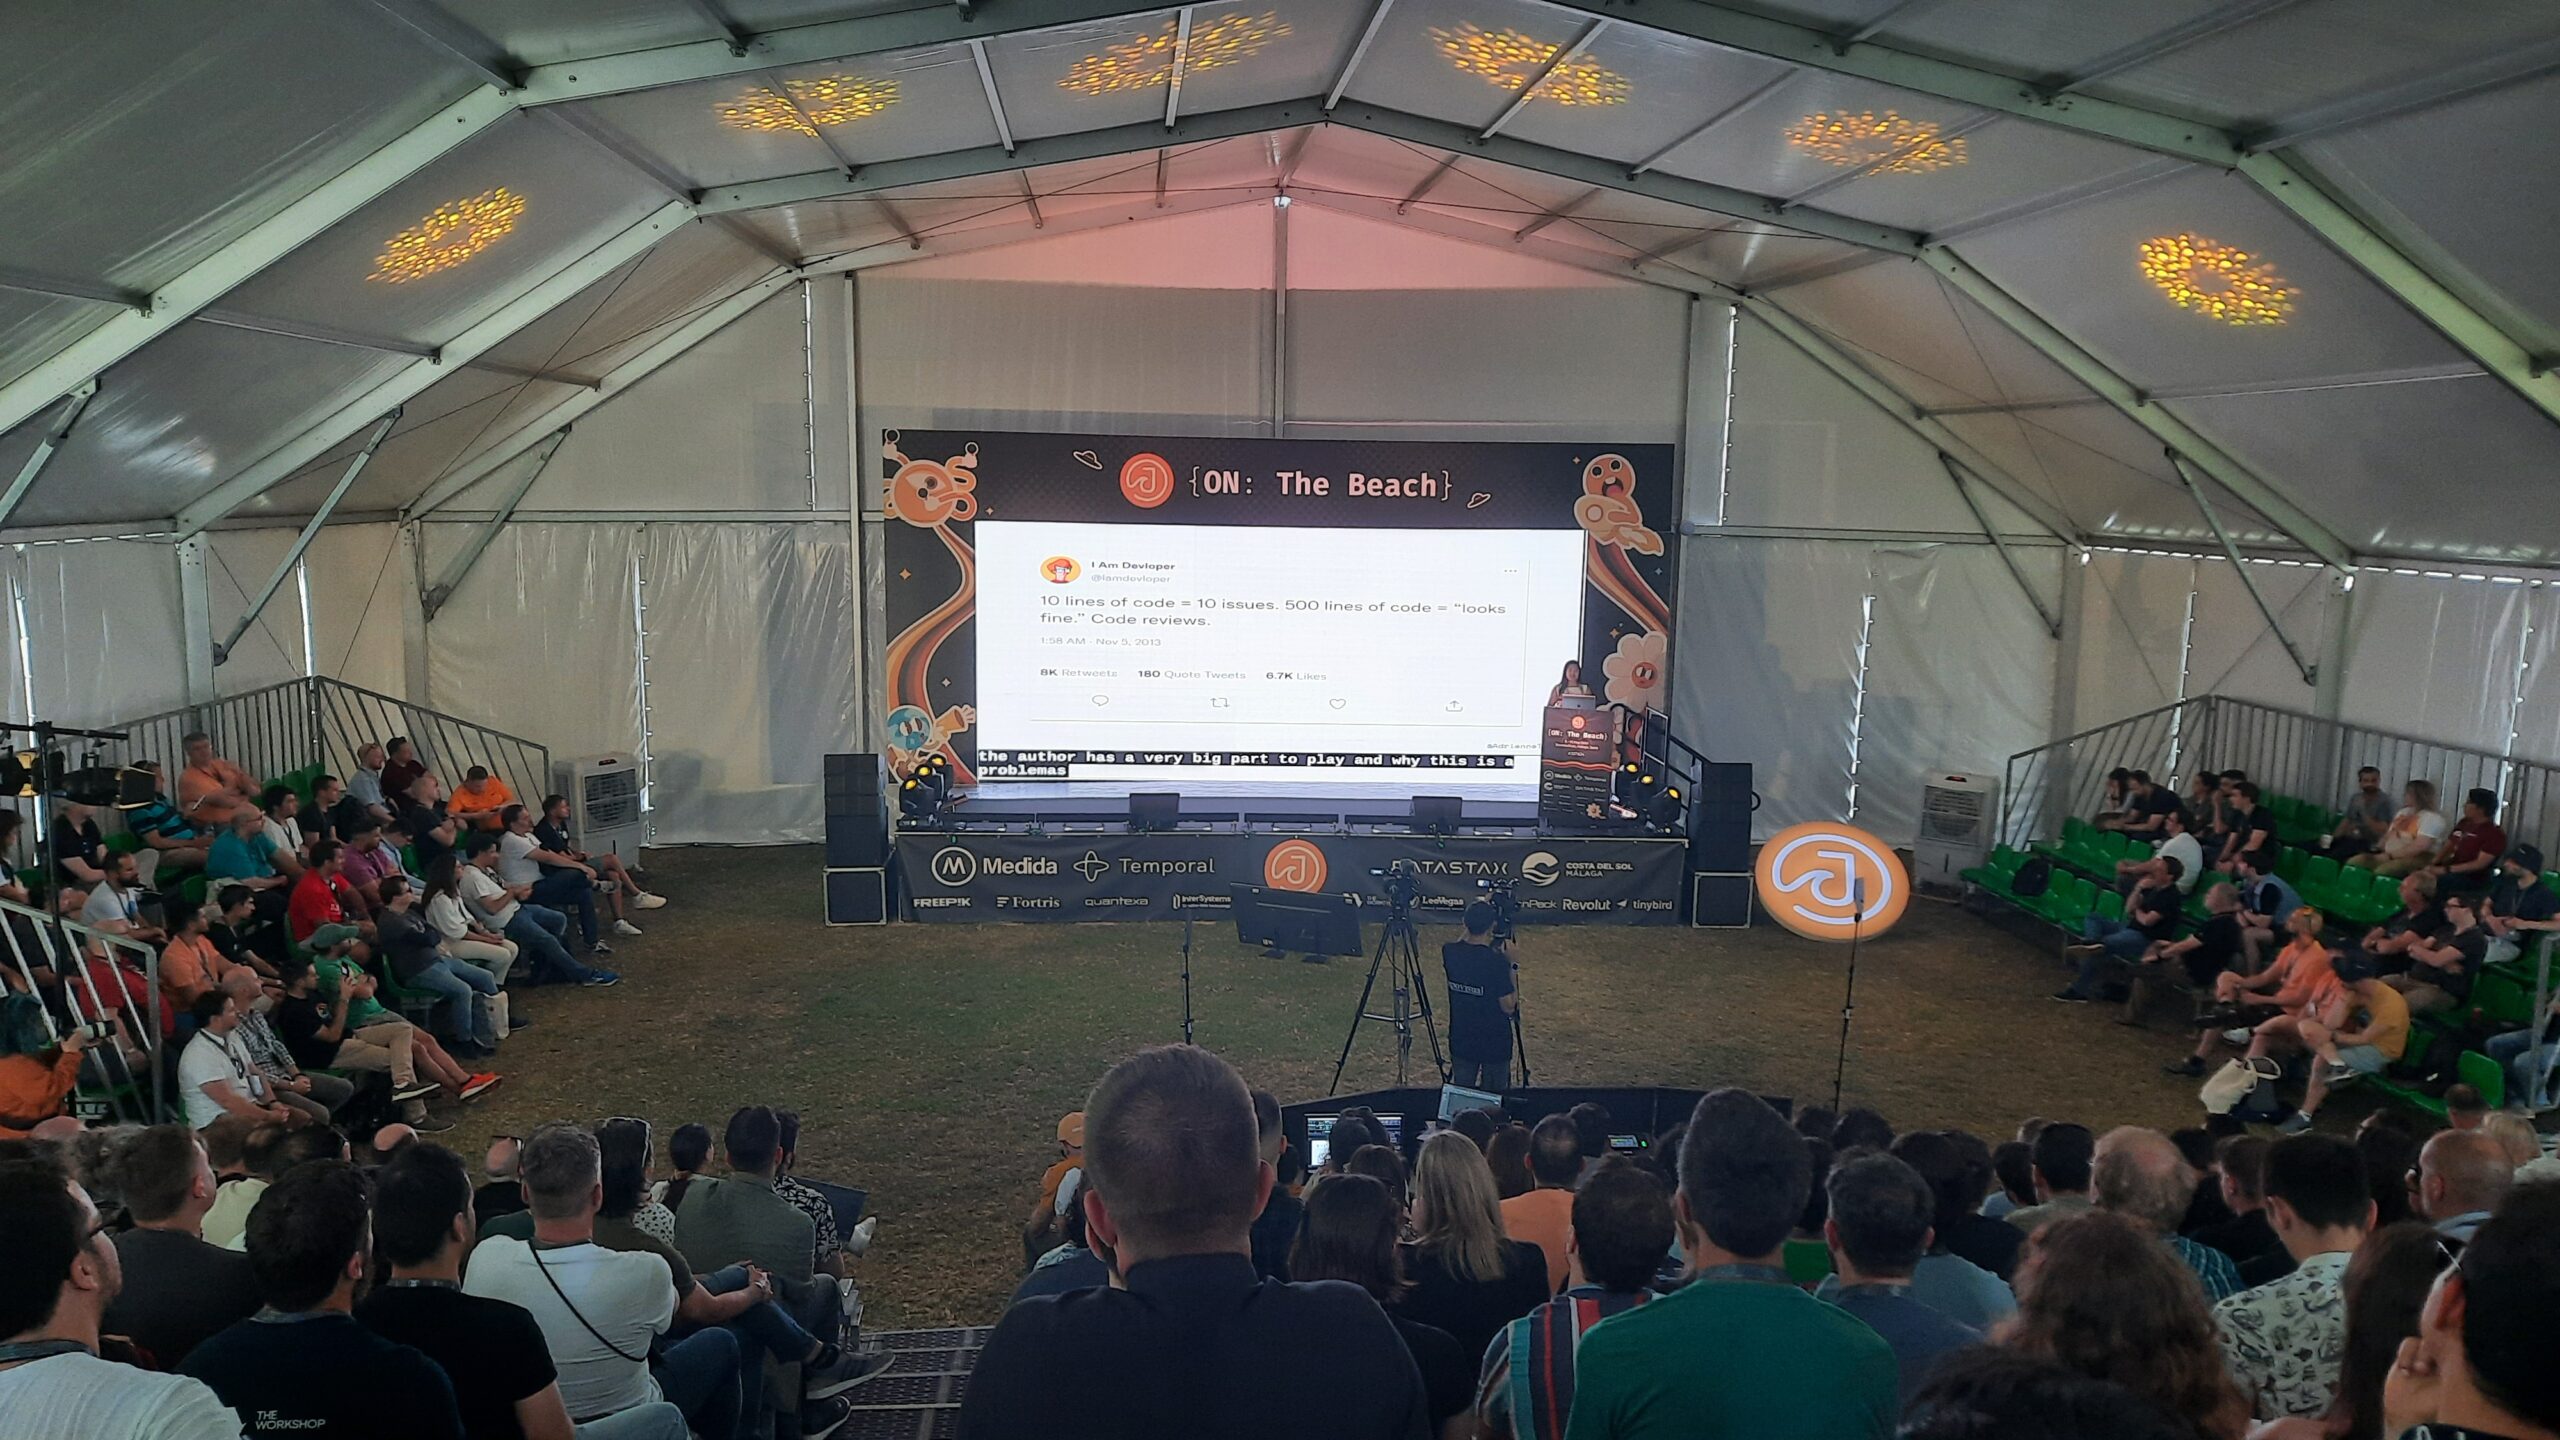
[[1562, 1090, 1898, 1440]]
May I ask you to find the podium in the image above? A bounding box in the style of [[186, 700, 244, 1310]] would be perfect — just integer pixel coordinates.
[[1538, 705, 1617, 825]]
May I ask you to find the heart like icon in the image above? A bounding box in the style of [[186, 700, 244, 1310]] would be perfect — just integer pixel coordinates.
[[1091, 694, 1110, 706], [1327, 698, 1347, 710], [1072, 450, 1103, 470], [1466, 492, 1492, 509]]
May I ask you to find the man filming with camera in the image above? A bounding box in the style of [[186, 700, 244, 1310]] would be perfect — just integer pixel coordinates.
[[1444, 899, 1519, 1090]]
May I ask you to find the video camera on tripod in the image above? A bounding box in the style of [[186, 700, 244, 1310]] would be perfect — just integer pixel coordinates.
[[1367, 858, 1420, 914], [1474, 875, 1520, 941]]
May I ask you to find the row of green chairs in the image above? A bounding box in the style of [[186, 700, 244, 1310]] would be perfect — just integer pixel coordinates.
[[1963, 846, 2114, 932], [2363, 1028, 2505, 1118]]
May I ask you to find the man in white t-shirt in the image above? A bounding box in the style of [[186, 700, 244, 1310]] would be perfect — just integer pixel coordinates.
[[497, 805, 619, 953], [0, 1160, 244, 1439], [2119, 807, 2206, 895], [464, 1124, 740, 1431], [176, 994, 298, 1131], [79, 852, 165, 943], [462, 835, 613, 987]]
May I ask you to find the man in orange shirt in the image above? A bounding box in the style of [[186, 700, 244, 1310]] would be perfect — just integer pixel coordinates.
[[1501, 1115, 1582, 1293], [175, 731, 258, 829], [2176, 908, 2340, 1075], [449, 766, 515, 832], [1023, 1111, 1084, 1266]]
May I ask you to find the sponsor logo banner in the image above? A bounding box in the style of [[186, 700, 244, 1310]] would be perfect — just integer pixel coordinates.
[[1753, 822, 1910, 941], [895, 832, 1684, 924]]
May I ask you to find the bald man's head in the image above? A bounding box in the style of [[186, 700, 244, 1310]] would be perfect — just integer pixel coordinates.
[[2093, 1126, 2193, 1234], [2419, 1130, 2513, 1222]]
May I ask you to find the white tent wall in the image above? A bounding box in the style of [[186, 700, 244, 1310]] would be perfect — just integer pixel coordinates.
[[205, 528, 312, 696], [13, 539, 187, 728]]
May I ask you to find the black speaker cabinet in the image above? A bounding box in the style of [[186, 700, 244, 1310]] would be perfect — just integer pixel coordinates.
[[1690, 872, 1754, 928], [825, 867, 890, 926], [1688, 762, 1754, 874], [824, 753, 890, 867]]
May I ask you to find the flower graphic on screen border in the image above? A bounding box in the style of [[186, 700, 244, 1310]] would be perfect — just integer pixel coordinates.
[[1602, 629, 1666, 711]]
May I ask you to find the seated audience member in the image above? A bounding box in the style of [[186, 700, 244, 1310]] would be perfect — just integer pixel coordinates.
[[465, 835, 614, 986], [1501, 1115, 1583, 1293], [51, 800, 110, 890], [2005, 1122, 2096, 1234], [2274, 955, 2410, 1133], [2173, 1126, 2234, 1235], [1452, 1107, 1500, 1151], [284, 840, 352, 944], [451, 765, 514, 833], [2386, 889, 2490, 1017], [2252, 1220, 2442, 1440], [1562, 1089, 1896, 1439], [478, 1136, 527, 1225], [1484, 1122, 1533, 1201], [775, 1109, 872, 1277], [421, 852, 519, 986], [1982, 1140, 2036, 1221], [2425, 788, 2507, 896], [257, 787, 306, 875], [157, 900, 234, 1014], [339, 818, 412, 909], [205, 809, 290, 910], [2410, 1131, 2511, 1249], [1474, 1160, 1672, 1440], [2095, 769, 2134, 830], [1569, 1103, 1614, 1184], [2234, 849, 2303, 970], [178, 994, 306, 1132], [1397, 1131, 1551, 1365], [0, 1159, 245, 1437], [2212, 1135, 2373, 1423], [0, 994, 89, 1141], [1831, 1107, 1894, 1156], [2483, 989, 2560, 1113], [2117, 807, 2204, 895], [537, 794, 663, 912], [1248, 1090, 1302, 1281], [672, 1106, 850, 1382], [2355, 870, 2445, 974], [81, 850, 162, 945], [2093, 1128, 2242, 1302], [2191, 1137, 2287, 1279], [466, 1124, 744, 1439], [2004, 1211, 2251, 1440], [2443, 1084, 2491, 1132], [2356, 1116, 2425, 1231], [2371, 1184, 2560, 1439], [375, 876, 502, 1060], [300, 775, 363, 850], [183, 1160, 464, 1438], [658, 1124, 711, 1213], [1348, 1144, 1412, 1217], [1024, 1110, 1085, 1265], [362, 1141, 689, 1440], [1819, 1152, 1982, 1404], [98, 1125, 260, 1368], [2133, 883, 2248, 1026], [2059, 855, 2185, 1003], [2477, 1111, 2541, 1173], [959, 1045, 1431, 1440], [1895, 1130, 2020, 1282], [1289, 1174, 1474, 1435], [198, 1118, 288, 1252], [380, 737, 429, 808], [1901, 1351, 2195, 1440], [501, 805, 608, 950], [1011, 1174, 1111, 1302], [2176, 908, 2341, 1075], [2215, 783, 2278, 877], [347, 742, 394, 824], [219, 970, 345, 1125], [401, 772, 460, 873], [2351, 779, 2447, 877], [2478, 843, 2560, 967], [203, 885, 276, 980], [125, 761, 212, 876], [178, 732, 258, 831], [273, 954, 480, 1132], [2325, 767, 2396, 862]]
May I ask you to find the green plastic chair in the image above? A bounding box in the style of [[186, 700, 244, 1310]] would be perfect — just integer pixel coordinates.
[[2301, 855, 2341, 893], [2458, 1050, 2506, 1111], [2093, 890, 2126, 925]]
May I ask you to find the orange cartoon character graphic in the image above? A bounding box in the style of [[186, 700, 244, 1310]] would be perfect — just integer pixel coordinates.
[[1569, 451, 1673, 716], [882, 432, 981, 782]]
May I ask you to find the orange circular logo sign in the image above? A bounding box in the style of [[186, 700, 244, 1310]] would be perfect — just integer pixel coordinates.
[[1753, 822, 1909, 942], [1040, 555, 1080, 583], [1119, 452, 1175, 509], [1263, 839, 1328, 893]]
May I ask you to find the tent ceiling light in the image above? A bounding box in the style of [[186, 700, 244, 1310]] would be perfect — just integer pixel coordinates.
[[1784, 111, 1967, 174], [718, 74, 900, 134], [2138, 233, 2299, 326], [1430, 23, 1630, 107], [368, 187, 527, 285], [1061, 11, 1290, 96]]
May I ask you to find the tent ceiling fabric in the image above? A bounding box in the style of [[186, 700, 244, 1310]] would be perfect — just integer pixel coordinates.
[[5, 0, 2559, 565]]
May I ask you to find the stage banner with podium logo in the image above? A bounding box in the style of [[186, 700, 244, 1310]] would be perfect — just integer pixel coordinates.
[[897, 831, 1685, 924], [1540, 704, 1618, 823]]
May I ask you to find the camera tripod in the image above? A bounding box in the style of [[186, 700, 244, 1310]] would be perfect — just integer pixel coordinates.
[[1328, 896, 1447, 1095]]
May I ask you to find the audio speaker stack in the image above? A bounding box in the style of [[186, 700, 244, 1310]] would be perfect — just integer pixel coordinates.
[[1688, 761, 1755, 927], [823, 753, 891, 925]]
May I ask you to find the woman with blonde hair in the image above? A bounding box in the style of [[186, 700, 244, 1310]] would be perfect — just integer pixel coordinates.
[[2477, 1110, 2540, 1170], [1393, 1130, 1548, 1364], [2003, 1210, 2249, 1440]]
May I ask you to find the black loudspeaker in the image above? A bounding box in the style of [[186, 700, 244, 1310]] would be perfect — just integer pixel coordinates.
[[825, 868, 890, 925], [824, 753, 890, 867], [1128, 792, 1180, 832], [1411, 795, 1461, 835], [1690, 872, 1754, 928], [1688, 762, 1754, 874]]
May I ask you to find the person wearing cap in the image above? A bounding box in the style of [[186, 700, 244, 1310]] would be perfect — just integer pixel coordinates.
[[2274, 952, 2410, 1134], [1025, 1113, 1086, 1268], [2422, 788, 2507, 896], [2478, 842, 2559, 967]]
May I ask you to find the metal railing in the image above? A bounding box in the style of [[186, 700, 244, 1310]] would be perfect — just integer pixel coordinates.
[[1, 895, 164, 1124], [98, 677, 551, 816], [1999, 694, 2560, 858]]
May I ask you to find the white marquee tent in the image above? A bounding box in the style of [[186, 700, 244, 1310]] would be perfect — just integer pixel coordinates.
[[5, 0, 2558, 844]]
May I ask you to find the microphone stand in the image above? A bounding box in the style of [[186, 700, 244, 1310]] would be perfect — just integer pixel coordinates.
[[1831, 879, 1865, 1116], [1179, 907, 1196, 1046]]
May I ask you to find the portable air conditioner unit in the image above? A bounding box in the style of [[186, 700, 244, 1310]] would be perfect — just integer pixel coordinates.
[[556, 752, 647, 860], [1913, 772, 1998, 896]]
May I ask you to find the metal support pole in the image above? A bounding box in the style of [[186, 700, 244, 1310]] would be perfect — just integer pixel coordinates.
[[1326, 0, 1396, 110], [421, 428, 572, 622], [214, 408, 404, 666], [2315, 569, 2355, 724], [177, 537, 216, 711], [1940, 454, 2063, 638], [1395, 155, 1461, 214], [0, 382, 96, 531], [2171, 450, 2319, 687], [1270, 198, 1290, 434], [1480, 20, 1603, 139], [1163, 7, 1194, 128]]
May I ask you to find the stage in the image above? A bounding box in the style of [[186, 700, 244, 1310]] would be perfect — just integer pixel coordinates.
[[891, 786, 1687, 924]]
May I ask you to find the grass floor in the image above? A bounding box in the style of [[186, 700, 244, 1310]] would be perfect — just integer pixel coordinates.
[[445, 845, 2342, 1328]]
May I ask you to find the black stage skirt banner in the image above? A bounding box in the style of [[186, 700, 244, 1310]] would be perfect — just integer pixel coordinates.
[[895, 831, 1686, 925]]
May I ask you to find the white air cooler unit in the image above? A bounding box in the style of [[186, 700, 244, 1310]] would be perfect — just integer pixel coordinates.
[[556, 752, 647, 860], [1913, 772, 1998, 895]]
